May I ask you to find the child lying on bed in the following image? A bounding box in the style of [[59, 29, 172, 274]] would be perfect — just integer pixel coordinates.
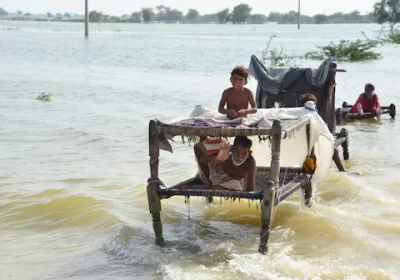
[[194, 136, 256, 191]]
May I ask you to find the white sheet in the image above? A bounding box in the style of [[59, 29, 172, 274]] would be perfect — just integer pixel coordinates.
[[159, 102, 334, 183]]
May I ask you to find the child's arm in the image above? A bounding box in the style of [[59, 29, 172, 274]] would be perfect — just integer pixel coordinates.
[[218, 91, 229, 114], [373, 94, 380, 109], [245, 90, 257, 115], [238, 90, 257, 116], [195, 142, 231, 165]]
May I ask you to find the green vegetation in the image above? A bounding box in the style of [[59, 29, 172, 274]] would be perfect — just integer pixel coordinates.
[[384, 31, 400, 43], [304, 39, 382, 62], [36, 93, 52, 102], [261, 35, 299, 68], [374, 0, 400, 33], [374, 0, 400, 44]]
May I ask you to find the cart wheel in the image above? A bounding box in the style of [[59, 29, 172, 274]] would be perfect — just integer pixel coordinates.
[[389, 103, 396, 119], [335, 108, 342, 125]]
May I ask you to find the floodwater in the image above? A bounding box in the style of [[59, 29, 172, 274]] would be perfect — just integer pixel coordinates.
[[1, 21, 400, 280]]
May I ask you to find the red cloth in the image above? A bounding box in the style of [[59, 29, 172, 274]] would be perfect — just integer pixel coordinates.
[[350, 93, 380, 115]]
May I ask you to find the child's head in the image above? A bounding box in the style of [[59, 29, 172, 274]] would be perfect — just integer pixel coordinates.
[[230, 66, 249, 88], [231, 136, 252, 166], [300, 93, 317, 106], [364, 83, 375, 97]]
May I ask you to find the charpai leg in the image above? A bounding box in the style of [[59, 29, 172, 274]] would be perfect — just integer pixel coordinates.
[[259, 181, 275, 254], [147, 182, 165, 246]]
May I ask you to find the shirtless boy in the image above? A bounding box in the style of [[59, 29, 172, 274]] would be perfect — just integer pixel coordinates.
[[218, 66, 257, 119]]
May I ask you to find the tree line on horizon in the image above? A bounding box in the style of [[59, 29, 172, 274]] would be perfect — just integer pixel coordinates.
[[1, 5, 376, 24]]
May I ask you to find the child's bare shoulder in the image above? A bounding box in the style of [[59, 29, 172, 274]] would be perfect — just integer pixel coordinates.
[[223, 87, 234, 94], [244, 87, 254, 95], [248, 155, 256, 164]]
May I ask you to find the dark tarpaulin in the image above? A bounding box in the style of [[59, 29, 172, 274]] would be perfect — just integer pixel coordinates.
[[248, 55, 337, 133], [248, 55, 333, 95]]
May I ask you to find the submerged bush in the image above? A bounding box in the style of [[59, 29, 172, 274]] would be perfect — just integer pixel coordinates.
[[261, 35, 299, 68], [382, 31, 400, 44], [305, 39, 382, 62]]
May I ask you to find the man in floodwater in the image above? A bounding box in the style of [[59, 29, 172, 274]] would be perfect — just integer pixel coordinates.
[[350, 83, 382, 120], [194, 136, 256, 191]]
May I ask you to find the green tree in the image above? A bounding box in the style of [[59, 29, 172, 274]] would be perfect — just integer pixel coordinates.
[[89, 10, 103, 22], [267, 12, 282, 22], [281, 10, 298, 24], [249, 13, 268, 24], [109, 16, 120, 22], [64, 12, 70, 18], [202, 13, 218, 22], [216, 8, 229, 23], [374, 0, 400, 32], [230, 4, 252, 23], [166, 9, 183, 22], [349, 10, 361, 22], [155, 5, 168, 21], [186, 9, 200, 21], [130, 11, 141, 21], [141, 8, 154, 23], [314, 14, 328, 24], [329, 12, 344, 23], [46, 12, 52, 18]]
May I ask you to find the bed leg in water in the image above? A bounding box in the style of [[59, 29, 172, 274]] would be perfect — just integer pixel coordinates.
[[302, 180, 313, 207], [259, 181, 276, 254], [147, 120, 165, 246], [147, 182, 165, 246], [259, 120, 281, 254], [340, 128, 349, 160]]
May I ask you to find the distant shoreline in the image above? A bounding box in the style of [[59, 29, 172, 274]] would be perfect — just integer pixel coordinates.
[[0, 18, 378, 25]]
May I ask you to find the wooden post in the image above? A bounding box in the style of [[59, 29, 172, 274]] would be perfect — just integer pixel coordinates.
[[148, 120, 159, 180], [297, 0, 300, 30], [270, 120, 282, 185], [306, 123, 311, 153], [147, 182, 164, 245], [332, 149, 346, 171], [259, 181, 275, 254], [325, 62, 337, 133], [147, 120, 164, 246], [85, 0, 89, 37], [302, 180, 313, 207], [258, 119, 281, 254], [340, 128, 349, 160]]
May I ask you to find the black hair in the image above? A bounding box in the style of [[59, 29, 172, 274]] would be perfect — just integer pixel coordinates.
[[299, 93, 317, 106], [233, 136, 252, 149]]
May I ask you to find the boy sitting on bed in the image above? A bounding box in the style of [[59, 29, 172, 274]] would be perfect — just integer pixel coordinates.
[[194, 136, 256, 191], [218, 66, 257, 119]]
